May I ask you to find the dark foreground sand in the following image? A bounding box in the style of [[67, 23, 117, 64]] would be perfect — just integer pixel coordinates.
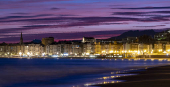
[[96, 65, 170, 87]]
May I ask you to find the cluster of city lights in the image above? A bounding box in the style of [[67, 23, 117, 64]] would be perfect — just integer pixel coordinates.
[[3, 47, 170, 58], [18, 52, 46, 57]]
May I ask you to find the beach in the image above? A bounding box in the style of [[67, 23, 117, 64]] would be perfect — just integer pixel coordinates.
[[97, 65, 170, 87]]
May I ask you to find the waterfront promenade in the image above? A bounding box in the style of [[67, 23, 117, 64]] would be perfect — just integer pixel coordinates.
[[1, 56, 170, 60]]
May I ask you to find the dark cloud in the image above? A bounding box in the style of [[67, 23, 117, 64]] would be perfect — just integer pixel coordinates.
[[113, 12, 147, 15], [58, 14, 79, 17], [151, 15, 170, 21], [153, 11, 170, 13], [100, 22, 129, 25], [36, 14, 54, 16], [0, 13, 170, 25], [19, 0, 70, 3], [134, 25, 166, 27], [11, 12, 29, 15], [0, 14, 169, 41], [112, 6, 170, 10], [109, 5, 125, 7], [0, 16, 169, 33], [50, 7, 61, 10], [113, 11, 170, 16], [0, 14, 54, 20], [0, 16, 35, 20], [2, 22, 128, 32]]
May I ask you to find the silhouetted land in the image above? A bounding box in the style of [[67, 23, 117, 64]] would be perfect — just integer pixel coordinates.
[[110, 29, 155, 40]]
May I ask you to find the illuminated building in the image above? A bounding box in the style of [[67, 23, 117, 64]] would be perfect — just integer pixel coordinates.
[[94, 41, 123, 57], [47, 43, 61, 56], [71, 42, 82, 57], [3, 32, 170, 58], [60, 42, 72, 57], [82, 42, 94, 56], [23, 43, 44, 57], [95, 42, 101, 55], [153, 41, 166, 53], [0, 43, 7, 56], [101, 43, 109, 55], [138, 44, 152, 54], [166, 43, 170, 53]]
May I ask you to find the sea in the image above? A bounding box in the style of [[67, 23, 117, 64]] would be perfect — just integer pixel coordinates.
[[0, 58, 169, 87]]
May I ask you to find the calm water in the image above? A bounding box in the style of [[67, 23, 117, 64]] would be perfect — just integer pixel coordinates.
[[0, 58, 170, 87]]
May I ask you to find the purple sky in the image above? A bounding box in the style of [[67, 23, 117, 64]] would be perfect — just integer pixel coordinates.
[[1, 0, 170, 43]]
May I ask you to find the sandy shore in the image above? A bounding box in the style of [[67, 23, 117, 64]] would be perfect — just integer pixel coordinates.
[[96, 65, 170, 87]]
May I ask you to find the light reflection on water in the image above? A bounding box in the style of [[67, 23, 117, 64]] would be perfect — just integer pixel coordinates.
[[0, 58, 169, 87], [72, 69, 137, 87]]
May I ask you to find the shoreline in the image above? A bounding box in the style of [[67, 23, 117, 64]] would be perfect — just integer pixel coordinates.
[[1, 57, 170, 62], [96, 64, 170, 87], [1, 56, 170, 59]]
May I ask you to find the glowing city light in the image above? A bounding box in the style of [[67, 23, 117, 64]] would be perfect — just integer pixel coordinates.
[[109, 50, 113, 53]]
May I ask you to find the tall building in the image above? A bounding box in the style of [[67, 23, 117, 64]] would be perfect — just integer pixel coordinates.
[[42, 37, 54, 46], [20, 32, 23, 44], [82, 43, 94, 56]]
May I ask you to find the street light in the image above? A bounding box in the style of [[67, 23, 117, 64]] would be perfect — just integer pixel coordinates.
[[27, 52, 30, 57], [7, 52, 10, 57], [19, 52, 22, 57], [109, 50, 113, 53], [42, 52, 45, 56]]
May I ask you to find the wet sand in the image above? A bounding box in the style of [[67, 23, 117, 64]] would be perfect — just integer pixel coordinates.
[[97, 65, 170, 87]]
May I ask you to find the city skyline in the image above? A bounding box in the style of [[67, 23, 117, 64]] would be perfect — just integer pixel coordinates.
[[1, 0, 170, 42]]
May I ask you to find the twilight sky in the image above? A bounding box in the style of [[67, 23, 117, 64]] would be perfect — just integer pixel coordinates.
[[1, 0, 170, 43]]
